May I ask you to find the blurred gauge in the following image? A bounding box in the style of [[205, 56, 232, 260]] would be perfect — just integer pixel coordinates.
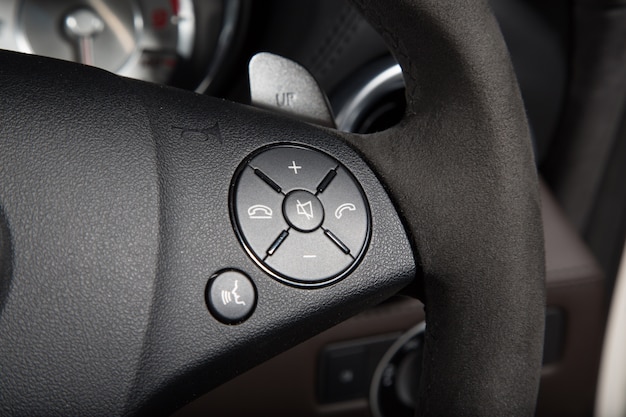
[[0, 0, 239, 91]]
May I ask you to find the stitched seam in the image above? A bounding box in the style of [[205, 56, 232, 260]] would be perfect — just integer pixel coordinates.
[[309, 6, 361, 78]]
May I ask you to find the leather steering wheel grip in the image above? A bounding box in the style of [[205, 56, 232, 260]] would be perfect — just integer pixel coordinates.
[[347, 0, 545, 415]]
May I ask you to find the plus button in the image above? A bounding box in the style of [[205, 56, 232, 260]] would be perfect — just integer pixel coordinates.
[[288, 161, 302, 174]]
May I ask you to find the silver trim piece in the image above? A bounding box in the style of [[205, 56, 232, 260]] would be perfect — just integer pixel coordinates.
[[176, 0, 195, 59], [194, 0, 240, 93], [332, 58, 404, 133], [248, 52, 335, 128], [370, 321, 425, 417], [595, 242, 626, 417]]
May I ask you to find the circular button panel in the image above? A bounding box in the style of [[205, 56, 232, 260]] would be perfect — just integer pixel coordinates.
[[231, 145, 371, 286]]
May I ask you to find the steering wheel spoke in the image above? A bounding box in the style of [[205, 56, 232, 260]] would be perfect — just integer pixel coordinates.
[[0, 51, 415, 416]]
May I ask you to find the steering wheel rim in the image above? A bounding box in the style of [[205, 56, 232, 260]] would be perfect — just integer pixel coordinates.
[[346, 0, 545, 413], [0, 0, 545, 416]]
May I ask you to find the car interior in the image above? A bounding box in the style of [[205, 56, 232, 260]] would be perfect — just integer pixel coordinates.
[[1, 0, 625, 416]]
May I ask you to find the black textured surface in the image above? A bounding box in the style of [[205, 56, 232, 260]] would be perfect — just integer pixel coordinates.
[[347, 0, 545, 415], [0, 51, 414, 415], [0, 54, 160, 416], [0, 206, 11, 318]]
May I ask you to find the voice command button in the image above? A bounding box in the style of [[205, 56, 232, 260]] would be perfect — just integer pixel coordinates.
[[206, 270, 256, 324]]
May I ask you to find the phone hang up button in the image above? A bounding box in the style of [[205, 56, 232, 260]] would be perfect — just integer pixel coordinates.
[[235, 167, 289, 259]]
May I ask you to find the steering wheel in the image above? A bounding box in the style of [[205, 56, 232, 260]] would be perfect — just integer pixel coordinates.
[[0, 0, 545, 415]]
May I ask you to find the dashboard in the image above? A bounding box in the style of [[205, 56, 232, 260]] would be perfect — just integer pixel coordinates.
[[1, 0, 620, 416], [0, 0, 236, 91]]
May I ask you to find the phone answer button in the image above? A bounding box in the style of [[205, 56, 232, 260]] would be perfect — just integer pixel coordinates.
[[318, 167, 370, 257]]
